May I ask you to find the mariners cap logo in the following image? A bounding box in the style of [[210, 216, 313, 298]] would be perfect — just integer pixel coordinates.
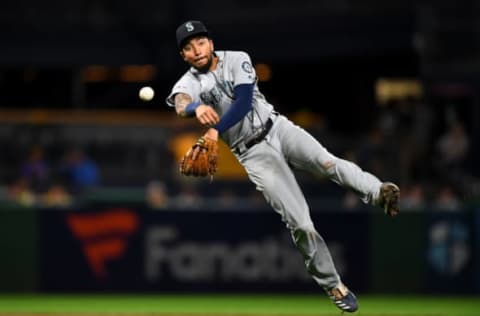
[[176, 20, 209, 48]]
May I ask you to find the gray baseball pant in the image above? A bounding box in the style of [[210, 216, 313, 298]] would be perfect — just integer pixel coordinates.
[[235, 115, 382, 290]]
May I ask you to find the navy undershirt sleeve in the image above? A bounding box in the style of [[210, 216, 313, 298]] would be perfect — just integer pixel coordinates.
[[184, 100, 201, 117], [214, 83, 254, 133]]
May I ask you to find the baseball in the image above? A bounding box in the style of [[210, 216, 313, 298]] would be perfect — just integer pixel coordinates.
[[139, 86, 155, 101]]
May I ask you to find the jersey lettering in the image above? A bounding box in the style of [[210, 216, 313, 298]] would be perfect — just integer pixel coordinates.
[[167, 51, 274, 146], [201, 86, 222, 106], [200, 80, 234, 108]]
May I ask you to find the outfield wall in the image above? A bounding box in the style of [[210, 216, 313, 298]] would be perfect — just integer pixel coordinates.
[[1, 204, 478, 294]]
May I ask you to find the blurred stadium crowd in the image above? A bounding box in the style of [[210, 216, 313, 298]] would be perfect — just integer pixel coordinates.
[[0, 94, 476, 212], [0, 0, 478, 212]]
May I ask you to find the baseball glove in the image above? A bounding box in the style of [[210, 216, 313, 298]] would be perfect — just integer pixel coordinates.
[[179, 136, 218, 179]]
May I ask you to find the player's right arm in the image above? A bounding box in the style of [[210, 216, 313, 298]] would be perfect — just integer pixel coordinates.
[[173, 93, 219, 126], [167, 73, 219, 125], [174, 93, 194, 117]]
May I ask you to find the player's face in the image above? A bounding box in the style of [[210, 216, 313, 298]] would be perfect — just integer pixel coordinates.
[[180, 36, 215, 72]]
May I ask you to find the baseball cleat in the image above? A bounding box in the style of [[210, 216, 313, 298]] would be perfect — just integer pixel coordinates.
[[326, 283, 358, 313], [379, 182, 400, 217]]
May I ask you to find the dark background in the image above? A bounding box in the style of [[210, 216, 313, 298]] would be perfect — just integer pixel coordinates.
[[0, 0, 479, 207], [0, 0, 479, 296], [0, 1, 477, 132]]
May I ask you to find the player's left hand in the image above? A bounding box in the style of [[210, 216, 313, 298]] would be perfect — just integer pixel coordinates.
[[203, 128, 219, 141], [179, 134, 218, 180]]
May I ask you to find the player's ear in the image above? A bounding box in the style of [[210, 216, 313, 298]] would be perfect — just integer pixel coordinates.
[[209, 39, 214, 51], [180, 50, 186, 61]]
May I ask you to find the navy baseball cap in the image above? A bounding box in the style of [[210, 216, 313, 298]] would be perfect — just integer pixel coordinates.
[[176, 20, 209, 49]]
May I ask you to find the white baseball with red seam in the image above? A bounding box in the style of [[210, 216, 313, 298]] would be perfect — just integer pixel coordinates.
[[139, 86, 155, 101]]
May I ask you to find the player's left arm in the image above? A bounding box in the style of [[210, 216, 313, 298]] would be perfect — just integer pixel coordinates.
[[209, 52, 256, 136], [203, 82, 254, 141], [212, 84, 253, 133]]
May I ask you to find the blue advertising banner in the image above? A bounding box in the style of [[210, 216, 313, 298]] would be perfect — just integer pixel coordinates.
[[474, 208, 480, 294], [424, 211, 474, 293], [38, 206, 370, 292]]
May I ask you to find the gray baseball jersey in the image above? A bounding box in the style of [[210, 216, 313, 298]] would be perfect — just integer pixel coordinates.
[[167, 50, 383, 291], [166, 51, 273, 147]]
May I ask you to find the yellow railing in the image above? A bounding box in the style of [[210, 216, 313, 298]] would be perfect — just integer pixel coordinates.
[[0, 109, 191, 127]]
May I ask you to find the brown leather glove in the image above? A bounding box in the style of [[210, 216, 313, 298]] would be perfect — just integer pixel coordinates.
[[179, 136, 218, 179]]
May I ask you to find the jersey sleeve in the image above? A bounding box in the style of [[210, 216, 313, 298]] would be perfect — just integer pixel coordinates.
[[165, 73, 201, 107], [231, 51, 256, 86]]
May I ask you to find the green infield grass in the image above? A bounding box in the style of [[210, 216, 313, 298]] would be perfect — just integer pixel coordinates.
[[0, 294, 478, 316]]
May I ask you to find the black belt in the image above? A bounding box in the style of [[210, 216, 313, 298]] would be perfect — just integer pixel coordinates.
[[233, 115, 275, 155]]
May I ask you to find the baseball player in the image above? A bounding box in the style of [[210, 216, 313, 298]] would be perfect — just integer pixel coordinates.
[[166, 20, 400, 313]]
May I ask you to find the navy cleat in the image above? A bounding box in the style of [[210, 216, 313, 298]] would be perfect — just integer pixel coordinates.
[[378, 182, 400, 217], [326, 283, 358, 313]]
